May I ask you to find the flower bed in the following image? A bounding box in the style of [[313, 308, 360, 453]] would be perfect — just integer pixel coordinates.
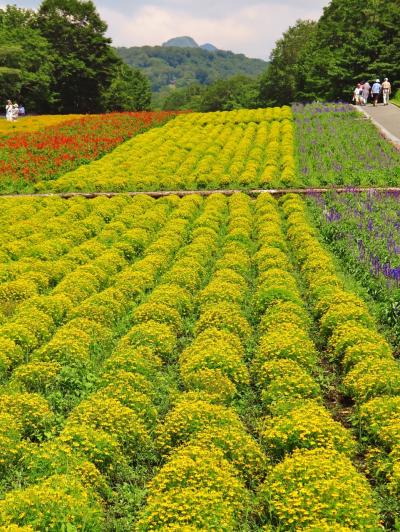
[[38, 107, 297, 193], [294, 103, 400, 187], [0, 112, 178, 193]]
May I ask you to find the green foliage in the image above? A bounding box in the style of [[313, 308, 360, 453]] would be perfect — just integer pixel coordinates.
[[0, 2, 153, 113], [102, 63, 151, 112], [160, 83, 204, 110], [115, 45, 266, 93], [259, 19, 317, 106], [260, 1, 400, 104], [36, 0, 120, 113], [0, 6, 54, 111], [198, 75, 260, 112], [302, 0, 400, 101]]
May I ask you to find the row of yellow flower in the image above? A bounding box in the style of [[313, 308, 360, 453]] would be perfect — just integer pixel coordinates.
[[0, 194, 228, 529], [181, 105, 293, 125], [36, 107, 296, 193], [0, 196, 129, 323], [0, 196, 178, 381], [252, 193, 380, 530], [282, 194, 400, 511], [136, 193, 268, 530], [0, 196, 182, 460], [0, 115, 83, 135]]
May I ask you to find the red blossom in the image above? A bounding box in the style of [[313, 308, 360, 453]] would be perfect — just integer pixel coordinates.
[[0, 111, 180, 189]]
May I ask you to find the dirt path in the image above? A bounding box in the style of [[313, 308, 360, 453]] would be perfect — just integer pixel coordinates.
[[1, 187, 400, 200]]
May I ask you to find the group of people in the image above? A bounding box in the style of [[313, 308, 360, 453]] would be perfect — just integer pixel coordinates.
[[5, 100, 25, 121], [353, 78, 392, 107]]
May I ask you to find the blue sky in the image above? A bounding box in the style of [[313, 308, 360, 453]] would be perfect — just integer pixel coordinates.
[[9, 0, 327, 59]]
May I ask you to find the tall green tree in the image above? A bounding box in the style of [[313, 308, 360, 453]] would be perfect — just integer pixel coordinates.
[[102, 63, 151, 111], [258, 20, 317, 106], [161, 84, 204, 111], [302, 0, 400, 100], [36, 0, 120, 113], [0, 6, 54, 112], [199, 75, 259, 112]]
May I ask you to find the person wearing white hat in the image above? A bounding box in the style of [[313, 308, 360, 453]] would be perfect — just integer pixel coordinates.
[[382, 78, 392, 105], [371, 79, 382, 107]]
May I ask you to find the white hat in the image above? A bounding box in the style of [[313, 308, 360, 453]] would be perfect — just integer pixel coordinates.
[[385, 78, 388, 81], [376, 79, 380, 83]]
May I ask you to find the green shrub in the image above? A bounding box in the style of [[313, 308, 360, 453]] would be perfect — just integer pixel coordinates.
[[257, 359, 320, 410], [156, 399, 243, 454], [261, 400, 356, 457], [258, 448, 380, 530], [121, 321, 176, 360], [256, 324, 318, 371], [343, 356, 400, 402], [0, 474, 104, 531]]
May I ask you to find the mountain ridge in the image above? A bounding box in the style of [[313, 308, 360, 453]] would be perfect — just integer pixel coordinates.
[[162, 36, 219, 52], [115, 44, 267, 92]]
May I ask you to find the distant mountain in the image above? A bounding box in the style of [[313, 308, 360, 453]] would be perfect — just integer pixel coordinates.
[[162, 36, 219, 52], [200, 43, 218, 52], [115, 45, 267, 92], [163, 36, 199, 48]]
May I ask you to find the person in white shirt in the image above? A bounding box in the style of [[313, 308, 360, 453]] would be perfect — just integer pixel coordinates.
[[5, 100, 13, 121], [12, 103, 19, 121], [382, 78, 392, 105]]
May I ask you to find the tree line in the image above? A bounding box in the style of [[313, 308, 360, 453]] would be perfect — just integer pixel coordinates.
[[2, 0, 399, 114], [155, 0, 400, 111], [0, 1, 151, 114], [259, 0, 400, 106], [115, 45, 266, 93]]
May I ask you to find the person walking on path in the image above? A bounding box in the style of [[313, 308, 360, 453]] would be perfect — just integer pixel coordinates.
[[362, 81, 371, 105], [353, 83, 363, 105], [5, 100, 13, 121], [371, 79, 382, 107], [382, 78, 392, 105]]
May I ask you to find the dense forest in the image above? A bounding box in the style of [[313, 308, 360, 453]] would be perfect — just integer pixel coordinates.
[[115, 45, 267, 92], [0, 1, 151, 113], [260, 0, 400, 106], [1, 0, 399, 113]]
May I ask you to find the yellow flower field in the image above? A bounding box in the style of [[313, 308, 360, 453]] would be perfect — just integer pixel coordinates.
[[0, 114, 83, 135], [35, 106, 297, 192], [0, 191, 391, 530]]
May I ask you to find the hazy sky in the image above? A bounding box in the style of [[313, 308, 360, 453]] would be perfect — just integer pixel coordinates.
[[7, 0, 328, 59]]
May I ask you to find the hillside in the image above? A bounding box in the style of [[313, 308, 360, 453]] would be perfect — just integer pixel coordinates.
[[162, 36, 199, 48], [162, 36, 218, 51], [115, 45, 267, 92]]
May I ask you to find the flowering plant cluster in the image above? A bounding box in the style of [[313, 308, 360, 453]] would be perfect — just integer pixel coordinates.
[[41, 107, 296, 193], [0, 114, 83, 136], [282, 193, 400, 518], [0, 193, 208, 529], [0, 190, 392, 530], [0, 112, 178, 193], [294, 103, 400, 186], [252, 194, 379, 530], [137, 193, 267, 530], [309, 191, 400, 342]]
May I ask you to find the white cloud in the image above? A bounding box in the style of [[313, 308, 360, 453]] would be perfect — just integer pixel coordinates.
[[9, 0, 327, 58], [99, 1, 326, 59]]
